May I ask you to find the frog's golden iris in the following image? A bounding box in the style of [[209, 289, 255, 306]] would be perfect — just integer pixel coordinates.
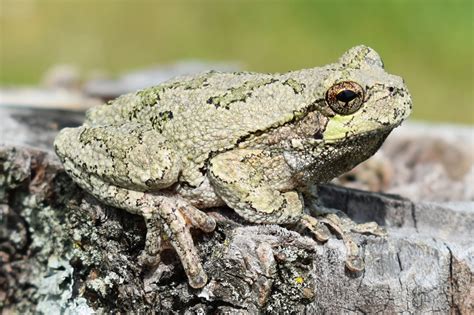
[[326, 81, 364, 115]]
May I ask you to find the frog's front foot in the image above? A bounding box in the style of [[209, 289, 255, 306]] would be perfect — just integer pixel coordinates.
[[300, 211, 386, 272], [140, 196, 216, 288]]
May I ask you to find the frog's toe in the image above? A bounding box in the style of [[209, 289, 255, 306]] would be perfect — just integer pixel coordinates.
[[140, 216, 162, 267], [156, 197, 210, 288], [300, 214, 330, 242], [319, 213, 345, 237], [351, 221, 387, 236], [341, 234, 365, 273], [138, 251, 161, 267], [178, 200, 216, 233]]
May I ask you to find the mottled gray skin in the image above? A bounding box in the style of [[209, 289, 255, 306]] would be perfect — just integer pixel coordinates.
[[54, 46, 412, 288]]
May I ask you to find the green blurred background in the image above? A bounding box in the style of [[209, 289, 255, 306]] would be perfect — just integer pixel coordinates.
[[1, 0, 472, 124]]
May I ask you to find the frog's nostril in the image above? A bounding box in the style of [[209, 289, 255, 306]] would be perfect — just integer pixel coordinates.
[[388, 87, 394, 93]]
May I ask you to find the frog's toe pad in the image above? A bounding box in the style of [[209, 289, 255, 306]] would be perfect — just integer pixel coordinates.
[[187, 269, 208, 289], [345, 255, 365, 272], [200, 216, 217, 233]]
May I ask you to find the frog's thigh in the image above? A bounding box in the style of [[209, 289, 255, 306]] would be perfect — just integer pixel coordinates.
[[55, 123, 181, 191], [208, 149, 303, 224]]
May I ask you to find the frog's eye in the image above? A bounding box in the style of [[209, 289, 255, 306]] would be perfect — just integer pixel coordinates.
[[325, 81, 365, 115]]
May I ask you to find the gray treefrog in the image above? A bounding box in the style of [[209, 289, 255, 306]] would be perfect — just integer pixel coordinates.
[[54, 46, 412, 288]]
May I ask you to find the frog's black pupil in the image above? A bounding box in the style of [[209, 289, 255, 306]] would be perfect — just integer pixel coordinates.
[[336, 89, 357, 103]]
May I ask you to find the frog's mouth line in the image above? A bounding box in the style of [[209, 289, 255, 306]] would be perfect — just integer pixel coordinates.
[[322, 125, 396, 144]]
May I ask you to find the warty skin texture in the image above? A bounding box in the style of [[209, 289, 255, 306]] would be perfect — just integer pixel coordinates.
[[54, 45, 412, 288]]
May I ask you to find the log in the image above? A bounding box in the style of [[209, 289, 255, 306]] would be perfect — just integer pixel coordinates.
[[1, 106, 472, 314]]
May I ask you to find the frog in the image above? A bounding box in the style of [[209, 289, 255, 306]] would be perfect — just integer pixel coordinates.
[[54, 45, 412, 289]]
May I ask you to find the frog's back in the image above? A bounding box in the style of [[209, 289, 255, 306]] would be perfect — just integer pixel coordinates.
[[85, 70, 317, 184]]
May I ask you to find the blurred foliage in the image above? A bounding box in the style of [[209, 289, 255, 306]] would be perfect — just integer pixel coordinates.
[[0, 0, 472, 124]]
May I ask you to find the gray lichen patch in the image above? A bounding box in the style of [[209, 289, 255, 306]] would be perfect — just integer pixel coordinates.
[[0, 146, 149, 313]]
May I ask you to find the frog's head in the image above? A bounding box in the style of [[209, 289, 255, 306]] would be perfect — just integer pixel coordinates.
[[320, 45, 412, 143]]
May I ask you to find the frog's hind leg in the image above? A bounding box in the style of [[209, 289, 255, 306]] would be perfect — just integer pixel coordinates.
[[72, 170, 215, 288]]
